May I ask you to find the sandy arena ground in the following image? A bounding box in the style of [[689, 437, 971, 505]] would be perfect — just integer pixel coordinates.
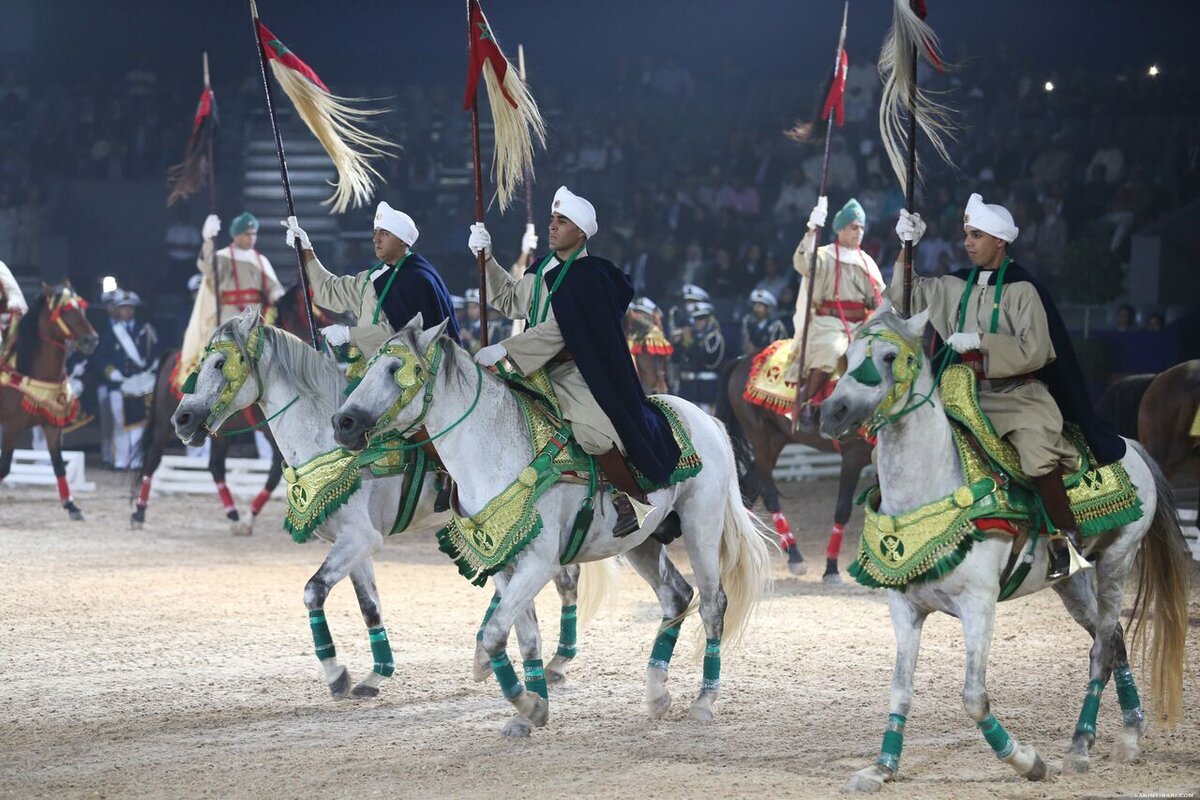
[[1, 469, 1198, 800]]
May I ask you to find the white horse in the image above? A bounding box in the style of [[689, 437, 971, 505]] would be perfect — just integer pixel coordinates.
[[171, 308, 609, 701], [332, 315, 776, 736], [819, 305, 1189, 791]]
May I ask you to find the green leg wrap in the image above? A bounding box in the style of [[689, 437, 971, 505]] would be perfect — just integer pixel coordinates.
[[368, 626, 395, 677], [978, 715, 1015, 760], [1114, 663, 1145, 727], [1075, 678, 1106, 738], [876, 713, 907, 772], [702, 638, 721, 692], [477, 594, 501, 644], [309, 609, 336, 661], [648, 618, 682, 672], [490, 652, 523, 699], [556, 604, 578, 659], [523, 658, 548, 700]]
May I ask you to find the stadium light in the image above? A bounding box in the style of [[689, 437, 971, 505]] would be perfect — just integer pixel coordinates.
[[1043, 81, 1055, 92], [1148, 64, 1159, 77], [102, 276, 118, 293]]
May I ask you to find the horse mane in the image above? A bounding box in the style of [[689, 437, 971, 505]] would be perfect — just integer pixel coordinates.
[[14, 292, 48, 374], [259, 324, 346, 401], [863, 305, 919, 345]]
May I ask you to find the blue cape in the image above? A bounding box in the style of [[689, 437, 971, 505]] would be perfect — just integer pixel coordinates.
[[373, 252, 462, 344]]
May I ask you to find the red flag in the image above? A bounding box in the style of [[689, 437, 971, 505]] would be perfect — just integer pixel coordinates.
[[463, 0, 516, 110], [256, 20, 329, 92], [821, 49, 849, 126], [191, 86, 218, 134], [167, 84, 219, 206]]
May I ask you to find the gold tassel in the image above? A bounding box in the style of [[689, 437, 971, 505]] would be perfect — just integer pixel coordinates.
[[480, 56, 546, 212], [268, 61, 395, 214]]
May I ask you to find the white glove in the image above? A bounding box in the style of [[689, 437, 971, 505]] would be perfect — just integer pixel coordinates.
[[946, 331, 981, 354], [807, 196, 829, 230], [474, 343, 507, 367], [521, 224, 538, 254], [281, 216, 312, 250], [469, 222, 492, 257], [895, 209, 927, 245], [7, 298, 27, 315], [202, 214, 221, 240], [107, 368, 126, 383], [320, 324, 350, 347]]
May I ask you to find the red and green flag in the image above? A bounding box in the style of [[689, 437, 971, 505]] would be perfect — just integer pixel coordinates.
[[256, 20, 330, 92], [166, 57, 219, 207], [463, 0, 517, 110], [821, 48, 849, 126]]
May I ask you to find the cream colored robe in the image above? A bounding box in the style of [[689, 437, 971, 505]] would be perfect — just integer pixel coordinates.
[[303, 255, 405, 359], [789, 233, 884, 377], [484, 250, 623, 456], [180, 244, 284, 373], [886, 265, 1077, 476]]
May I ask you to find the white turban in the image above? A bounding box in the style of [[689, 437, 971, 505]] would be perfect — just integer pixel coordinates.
[[374, 201, 419, 246], [551, 186, 598, 239], [963, 193, 1019, 243]]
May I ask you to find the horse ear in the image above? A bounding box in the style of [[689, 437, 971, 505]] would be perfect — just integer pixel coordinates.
[[235, 305, 260, 337], [868, 299, 894, 321], [415, 317, 450, 352], [405, 312, 425, 331], [905, 308, 930, 339]]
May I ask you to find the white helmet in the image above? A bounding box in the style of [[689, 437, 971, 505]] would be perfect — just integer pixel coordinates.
[[681, 284, 710, 302], [690, 301, 715, 318], [749, 288, 777, 308], [629, 297, 658, 316]]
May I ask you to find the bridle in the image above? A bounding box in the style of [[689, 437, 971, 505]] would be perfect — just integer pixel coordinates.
[[846, 324, 939, 436], [180, 326, 274, 433], [45, 287, 89, 344]]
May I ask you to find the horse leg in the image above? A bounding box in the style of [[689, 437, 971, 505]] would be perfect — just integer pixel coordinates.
[[303, 531, 376, 700], [44, 426, 83, 520], [500, 597, 548, 738], [478, 558, 561, 734], [545, 564, 580, 685], [677, 520, 727, 722], [346, 559, 393, 699], [473, 585, 502, 682], [0, 419, 17, 481], [622, 539, 694, 719], [823, 448, 867, 584], [209, 436, 247, 535], [846, 591, 927, 792], [960, 592, 1046, 781], [753, 426, 804, 573], [132, 411, 170, 529], [242, 444, 283, 537]]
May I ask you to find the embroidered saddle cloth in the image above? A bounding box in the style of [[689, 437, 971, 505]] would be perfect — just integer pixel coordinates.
[[849, 364, 1142, 590], [436, 367, 702, 586]]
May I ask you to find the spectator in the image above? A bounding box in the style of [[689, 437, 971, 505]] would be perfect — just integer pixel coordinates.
[[1114, 304, 1137, 332]]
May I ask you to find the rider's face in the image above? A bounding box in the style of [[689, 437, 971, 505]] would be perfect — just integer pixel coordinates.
[[548, 213, 585, 254], [374, 228, 409, 264]]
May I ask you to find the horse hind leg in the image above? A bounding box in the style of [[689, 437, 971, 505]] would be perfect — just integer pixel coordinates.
[[622, 539, 694, 719], [210, 436, 248, 535], [44, 426, 83, 520], [823, 448, 869, 584], [545, 564, 580, 685], [753, 426, 804, 574], [500, 600, 549, 738], [677, 523, 727, 722]]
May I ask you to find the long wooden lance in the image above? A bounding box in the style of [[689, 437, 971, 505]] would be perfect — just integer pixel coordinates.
[[468, 2, 491, 348], [248, 0, 319, 349], [202, 52, 223, 327], [793, 2, 849, 429]]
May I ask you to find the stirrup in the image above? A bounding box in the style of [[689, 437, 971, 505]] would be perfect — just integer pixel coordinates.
[[1047, 534, 1091, 582], [623, 493, 656, 528]]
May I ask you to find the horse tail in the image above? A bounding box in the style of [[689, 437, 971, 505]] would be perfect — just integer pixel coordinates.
[[576, 558, 621, 628], [713, 424, 778, 651], [1127, 440, 1190, 728]]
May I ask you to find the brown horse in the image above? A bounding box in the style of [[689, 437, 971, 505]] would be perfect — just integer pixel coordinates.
[[716, 355, 873, 580], [0, 283, 99, 520], [1138, 360, 1199, 521], [129, 285, 322, 532]]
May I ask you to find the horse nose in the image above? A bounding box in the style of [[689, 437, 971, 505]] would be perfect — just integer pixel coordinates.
[[332, 411, 368, 449], [819, 398, 848, 438], [79, 335, 99, 355], [175, 410, 193, 429]]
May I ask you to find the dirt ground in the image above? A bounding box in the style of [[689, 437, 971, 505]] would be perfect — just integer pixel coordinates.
[[1, 470, 1198, 800]]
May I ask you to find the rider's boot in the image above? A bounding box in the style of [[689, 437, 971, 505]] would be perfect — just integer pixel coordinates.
[[595, 446, 651, 538], [1034, 471, 1083, 581]]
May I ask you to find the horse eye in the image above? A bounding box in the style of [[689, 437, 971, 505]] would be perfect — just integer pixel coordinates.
[[883, 352, 897, 364], [388, 363, 400, 377], [214, 357, 226, 370]]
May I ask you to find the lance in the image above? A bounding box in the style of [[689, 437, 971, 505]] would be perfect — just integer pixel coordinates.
[[467, 2, 490, 348], [248, 0, 319, 349], [202, 52, 223, 327], [793, 2, 849, 430], [900, 20, 918, 316]]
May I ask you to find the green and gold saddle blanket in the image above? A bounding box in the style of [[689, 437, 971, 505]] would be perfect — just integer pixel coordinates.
[[849, 364, 1142, 591], [283, 430, 433, 543], [436, 367, 702, 586]]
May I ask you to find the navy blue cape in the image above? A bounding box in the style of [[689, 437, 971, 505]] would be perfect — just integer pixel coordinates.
[[373, 252, 462, 344], [545, 255, 682, 484], [943, 261, 1126, 466]]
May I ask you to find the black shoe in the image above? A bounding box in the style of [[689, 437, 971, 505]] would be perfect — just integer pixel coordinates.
[[434, 483, 452, 513], [612, 493, 640, 538], [1047, 537, 1071, 581]]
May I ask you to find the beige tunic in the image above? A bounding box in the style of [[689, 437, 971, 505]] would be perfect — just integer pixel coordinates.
[[303, 256, 399, 359], [484, 250, 623, 456], [886, 266, 1077, 476], [789, 235, 884, 377], [180, 245, 285, 374]]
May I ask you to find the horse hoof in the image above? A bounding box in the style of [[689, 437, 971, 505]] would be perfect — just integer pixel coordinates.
[[328, 667, 352, 700], [1023, 753, 1048, 781], [514, 692, 549, 727], [687, 699, 715, 722], [1061, 751, 1089, 774], [1111, 728, 1142, 763], [822, 572, 843, 586], [844, 766, 888, 793], [68, 508, 85, 522], [788, 560, 807, 576], [545, 654, 571, 685], [647, 690, 672, 720], [501, 717, 533, 738], [230, 521, 252, 537], [351, 683, 380, 699]]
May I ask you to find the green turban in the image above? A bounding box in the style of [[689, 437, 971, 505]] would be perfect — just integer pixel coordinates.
[[229, 212, 260, 237], [833, 198, 866, 232]]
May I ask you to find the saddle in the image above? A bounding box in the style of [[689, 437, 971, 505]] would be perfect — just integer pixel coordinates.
[[849, 365, 1142, 593], [743, 338, 836, 418]]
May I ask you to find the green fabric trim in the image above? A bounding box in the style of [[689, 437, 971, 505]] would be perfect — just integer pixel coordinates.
[[1075, 678, 1106, 737], [369, 626, 395, 677], [633, 397, 704, 491], [490, 652, 523, 699], [284, 450, 362, 544], [648, 619, 682, 669], [477, 594, 501, 644], [528, 245, 584, 328], [1115, 664, 1141, 712], [702, 638, 721, 690], [978, 714, 1014, 759], [523, 658, 548, 701], [309, 610, 335, 660], [878, 713, 907, 771], [556, 604, 578, 658]]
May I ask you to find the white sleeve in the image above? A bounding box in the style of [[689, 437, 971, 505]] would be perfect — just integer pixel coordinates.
[[0, 261, 26, 309]]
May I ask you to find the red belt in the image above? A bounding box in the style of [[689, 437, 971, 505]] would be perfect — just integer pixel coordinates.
[[221, 289, 264, 307], [959, 351, 1033, 382], [815, 301, 867, 322]]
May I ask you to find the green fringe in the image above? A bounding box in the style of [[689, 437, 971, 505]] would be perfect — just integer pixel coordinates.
[[1079, 497, 1144, 539], [435, 514, 545, 588], [850, 527, 986, 590], [284, 472, 362, 544]]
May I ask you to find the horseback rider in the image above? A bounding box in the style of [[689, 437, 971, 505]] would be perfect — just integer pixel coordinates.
[[282, 202, 461, 357], [181, 212, 284, 379], [741, 288, 788, 356], [893, 193, 1127, 580], [0, 259, 27, 359], [626, 296, 673, 394], [676, 301, 725, 413], [467, 186, 682, 537], [97, 289, 159, 469], [790, 197, 885, 431]]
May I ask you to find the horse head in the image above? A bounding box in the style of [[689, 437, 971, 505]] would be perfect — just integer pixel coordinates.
[[172, 306, 264, 446], [819, 301, 930, 441], [43, 281, 99, 355], [332, 313, 450, 452]]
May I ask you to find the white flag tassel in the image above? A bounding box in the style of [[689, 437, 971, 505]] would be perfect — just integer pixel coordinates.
[[877, 0, 955, 193], [267, 60, 395, 214], [480, 53, 546, 212]]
